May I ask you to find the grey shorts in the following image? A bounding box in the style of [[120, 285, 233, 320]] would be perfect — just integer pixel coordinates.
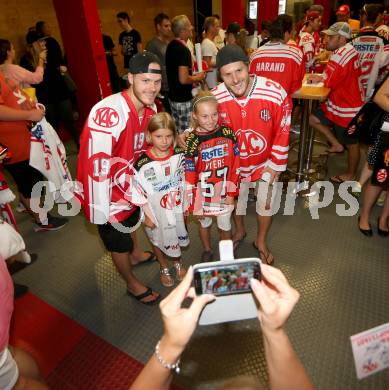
[[313, 108, 358, 145], [169, 99, 192, 133]]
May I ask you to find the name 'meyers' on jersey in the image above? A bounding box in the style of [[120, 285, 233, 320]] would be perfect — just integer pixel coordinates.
[[212, 75, 291, 182], [76, 91, 156, 224], [185, 126, 239, 215]]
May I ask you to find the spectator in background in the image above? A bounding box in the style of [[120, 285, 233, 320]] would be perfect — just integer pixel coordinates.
[[20, 30, 47, 79], [146, 13, 172, 113], [117, 11, 142, 72], [0, 38, 46, 88], [258, 20, 272, 47], [166, 15, 205, 133], [32, 21, 80, 149], [309, 22, 364, 183], [354, 3, 388, 100], [351, 4, 389, 194], [359, 76, 389, 237], [295, 7, 310, 36], [249, 15, 304, 97], [0, 71, 68, 231], [213, 14, 225, 50], [309, 4, 325, 53], [297, 11, 322, 72], [225, 22, 248, 52], [336, 4, 360, 32], [102, 29, 121, 94], [201, 16, 220, 89], [376, 11, 389, 41]]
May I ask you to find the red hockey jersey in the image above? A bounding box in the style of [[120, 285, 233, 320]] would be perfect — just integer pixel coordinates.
[[321, 43, 364, 128], [249, 41, 305, 95], [352, 27, 389, 100], [298, 29, 316, 71], [212, 75, 291, 182], [76, 91, 156, 224], [185, 126, 239, 215]]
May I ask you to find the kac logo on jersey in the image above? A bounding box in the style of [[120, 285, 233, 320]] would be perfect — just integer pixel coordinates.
[[93, 107, 119, 128], [160, 190, 181, 210], [236, 129, 267, 159], [260, 109, 271, 122]]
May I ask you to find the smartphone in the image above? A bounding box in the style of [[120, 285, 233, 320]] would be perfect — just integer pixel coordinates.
[[194, 260, 261, 297]]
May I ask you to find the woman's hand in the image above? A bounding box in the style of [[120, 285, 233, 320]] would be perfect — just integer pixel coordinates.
[[39, 49, 47, 62], [159, 268, 215, 354]]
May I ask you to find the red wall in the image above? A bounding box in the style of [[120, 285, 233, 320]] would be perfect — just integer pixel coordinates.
[[314, 0, 331, 26], [53, 0, 111, 125], [258, 0, 279, 29], [222, 0, 246, 29]]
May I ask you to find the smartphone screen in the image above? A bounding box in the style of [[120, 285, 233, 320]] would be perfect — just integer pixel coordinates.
[[194, 261, 261, 296]]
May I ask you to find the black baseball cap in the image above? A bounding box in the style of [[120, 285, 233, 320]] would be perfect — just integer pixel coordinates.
[[216, 44, 248, 70], [226, 22, 241, 35], [26, 31, 45, 44], [128, 51, 162, 74]]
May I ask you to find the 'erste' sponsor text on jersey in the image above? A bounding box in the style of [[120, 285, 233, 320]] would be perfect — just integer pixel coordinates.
[[352, 27, 389, 100], [185, 126, 239, 215]]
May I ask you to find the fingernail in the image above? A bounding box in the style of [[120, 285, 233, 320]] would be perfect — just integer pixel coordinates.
[[250, 278, 260, 287]]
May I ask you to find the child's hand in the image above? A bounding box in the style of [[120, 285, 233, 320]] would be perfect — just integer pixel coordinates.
[[144, 215, 156, 229]]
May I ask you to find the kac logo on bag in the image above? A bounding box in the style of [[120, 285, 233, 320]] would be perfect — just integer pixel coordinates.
[[376, 168, 388, 183]]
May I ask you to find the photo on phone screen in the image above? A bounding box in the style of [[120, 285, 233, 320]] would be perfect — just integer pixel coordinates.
[[194, 261, 261, 297]]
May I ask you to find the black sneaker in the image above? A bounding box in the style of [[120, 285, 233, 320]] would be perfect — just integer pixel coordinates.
[[34, 216, 68, 232], [14, 283, 29, 299]]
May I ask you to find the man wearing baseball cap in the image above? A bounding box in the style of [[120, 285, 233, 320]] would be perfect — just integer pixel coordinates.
[[309, 22, 364, 184], [180, 44, 291, 264], [297, 10, 322, 71], [76, 51, 163, 305], [336, 4, 360, 32]]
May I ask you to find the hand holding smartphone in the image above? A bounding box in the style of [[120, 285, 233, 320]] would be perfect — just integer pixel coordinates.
[[193, 259, 261, 297]]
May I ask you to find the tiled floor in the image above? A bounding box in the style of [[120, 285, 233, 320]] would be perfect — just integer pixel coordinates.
[[9, 144, 389, 389]]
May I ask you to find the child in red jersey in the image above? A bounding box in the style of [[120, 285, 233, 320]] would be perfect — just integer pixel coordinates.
[[185, 91, 240, 262]]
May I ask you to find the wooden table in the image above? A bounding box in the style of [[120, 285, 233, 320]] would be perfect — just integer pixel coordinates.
[[291, 75, 331, 186]]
